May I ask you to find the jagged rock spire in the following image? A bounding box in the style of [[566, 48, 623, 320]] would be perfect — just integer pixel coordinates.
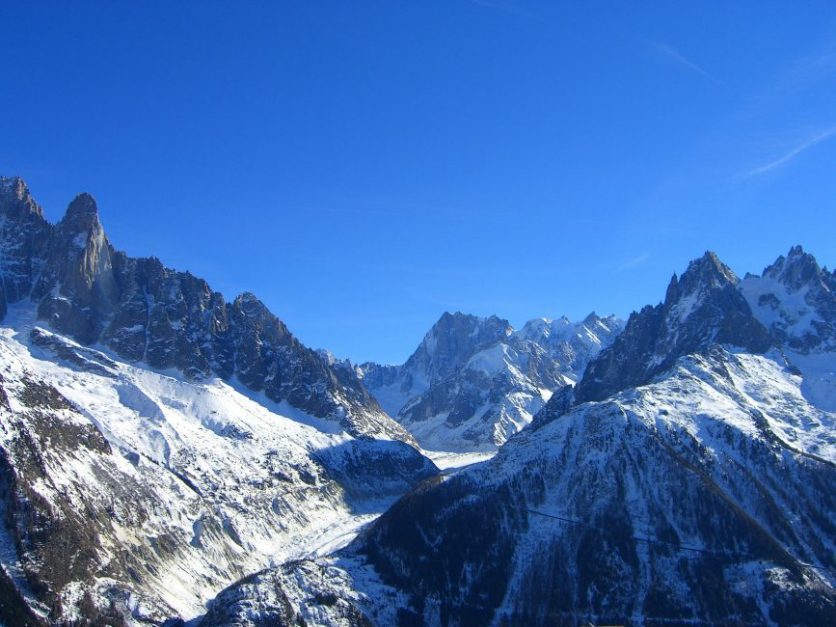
[[0, 176, 44, 220], [665, 251, 738, 307], [573, 250, 770, 405]]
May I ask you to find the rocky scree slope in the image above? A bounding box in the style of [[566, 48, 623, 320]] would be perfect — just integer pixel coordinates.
[[358, 310, 622, 451], [204, 248, 836, 626]]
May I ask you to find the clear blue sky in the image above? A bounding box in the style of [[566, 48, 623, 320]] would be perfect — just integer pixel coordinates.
[[2, 1, 835, 364]]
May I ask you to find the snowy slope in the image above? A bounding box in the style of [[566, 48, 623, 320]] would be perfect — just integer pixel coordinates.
[[0, 302, 436, 624], [740, 245, 835, 353]]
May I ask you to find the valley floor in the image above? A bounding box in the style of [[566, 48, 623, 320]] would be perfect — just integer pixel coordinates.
[[423, 449, 496, 471]]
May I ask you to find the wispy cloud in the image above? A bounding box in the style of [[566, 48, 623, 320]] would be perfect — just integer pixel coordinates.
[[650, 41, 721, 85], [744, 125, 836, 177], [618, 252, 651, 271]]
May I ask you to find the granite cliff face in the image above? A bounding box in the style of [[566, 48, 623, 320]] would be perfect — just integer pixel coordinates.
[[0, 177, 411, 443]]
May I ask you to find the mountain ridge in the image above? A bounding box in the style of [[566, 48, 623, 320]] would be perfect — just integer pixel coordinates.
[[0, 176, 412, 444], [358, 309, 623, 450]]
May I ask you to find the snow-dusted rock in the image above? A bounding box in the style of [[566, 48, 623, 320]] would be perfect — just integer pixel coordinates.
[[0, 307, 436, 624], [359, 311, 622, 451]]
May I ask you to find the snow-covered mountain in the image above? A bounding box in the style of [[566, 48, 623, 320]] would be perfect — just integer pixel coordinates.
[[358, 311, 622, 451], [207, 248, 836, 626], [0, 177, 412, 445], [0, 178, 437, 624], [2, 176, 833, 626]]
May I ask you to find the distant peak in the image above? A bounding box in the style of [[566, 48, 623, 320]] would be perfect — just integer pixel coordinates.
[[437, 310, 474, 323], [65, 192, 99, 218], [663, 252, 739, 310], [762, 245, 822, 290], [0, 175, 44, 219], [582, 311, 600, 324], [235, 291, 262, 305], [432, 311, 488, 331]]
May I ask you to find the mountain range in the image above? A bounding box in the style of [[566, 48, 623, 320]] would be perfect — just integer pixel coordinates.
[[358, 311, 622, 451], [0, 176, 833, 626], [198, 249, 836, 626]]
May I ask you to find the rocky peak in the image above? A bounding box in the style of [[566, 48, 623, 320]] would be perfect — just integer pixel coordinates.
[[762, 245, 823, 291], [581, 311, 621, 335], [59, 192, 104, 238], [582, 311, 602, 325], [431, 311, 510, 337], [572, 251, 770, 405], [405, 311, 511, 384], [56, 192, 112, 281], [665, 251, 738, 307], [0, 176, 44, 220], [230, 292, 291, 344], [518, 313, 620, 349], [740, 246, 835, 352], [233, 291, 268, 313], [64, 191, 98, 218], [517, 316, 570, 343], [27, 192, 118, 344], [361, 310, 623, 451]]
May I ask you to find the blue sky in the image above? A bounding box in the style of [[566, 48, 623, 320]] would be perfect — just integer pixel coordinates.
[[2, 1, 835, 364]]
